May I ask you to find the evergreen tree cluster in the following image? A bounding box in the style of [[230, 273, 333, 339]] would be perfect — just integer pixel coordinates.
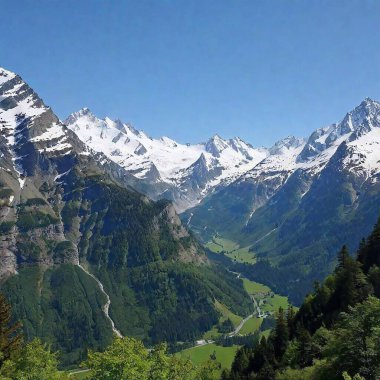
[[222, 216, 380, 380], [0, 294, 22, 368]]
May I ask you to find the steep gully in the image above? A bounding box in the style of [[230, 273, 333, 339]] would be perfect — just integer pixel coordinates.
[[77, 264, 122, 338]]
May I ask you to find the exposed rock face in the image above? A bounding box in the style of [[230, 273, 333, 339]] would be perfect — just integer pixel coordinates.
[[0, 229, 17, 280], [0, 68, 83, 279]]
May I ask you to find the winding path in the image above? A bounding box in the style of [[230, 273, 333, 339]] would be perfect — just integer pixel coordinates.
[[68, 368, 91, 378], [228, 313, 254, 337], [250, 227, 278, 247]]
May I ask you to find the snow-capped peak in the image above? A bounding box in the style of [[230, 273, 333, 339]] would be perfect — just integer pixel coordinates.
[[0, 67, 74, 188], [340, 97, 380, 132], [353, 97, 380, 117], [205, 134, 229, 157], [0, 67, 16, 85], [65, 107, 97, 125], [160, 136, 178, 147], [269, 136, 305, 156], [78, 106, 92, 115], [297, 98, 380, 164]]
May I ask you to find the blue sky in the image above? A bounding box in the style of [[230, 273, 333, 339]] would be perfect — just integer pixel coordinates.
[[1, 0, 380, 146]]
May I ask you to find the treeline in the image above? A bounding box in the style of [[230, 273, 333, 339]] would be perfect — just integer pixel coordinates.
[[222, 217, 380, 380], [215, 332, 260, 348]]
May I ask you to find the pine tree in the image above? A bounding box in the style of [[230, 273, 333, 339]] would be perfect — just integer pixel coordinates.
[[368, 265, 380, 297], [356, 238, 368, 266], [336, 245, 350, 271], [364, 216, 380, 270], [256, 362, 275, 380], [334, 256, 371, 311], [249, 336, 268, 373], [296, 327, 312, 368], [273, 307, 289, 360], [220, 369, 231, 380], [231, 347, 249, 376], [286, 305, 296, 339], [0, 293, 22, 367]]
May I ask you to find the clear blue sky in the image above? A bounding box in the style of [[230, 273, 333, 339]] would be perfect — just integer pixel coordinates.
[[1, 0, 380, 146]]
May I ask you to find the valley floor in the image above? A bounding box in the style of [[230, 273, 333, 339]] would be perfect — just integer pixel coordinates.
[[177, 267, 290, 373], [205, 236, 256, 264]]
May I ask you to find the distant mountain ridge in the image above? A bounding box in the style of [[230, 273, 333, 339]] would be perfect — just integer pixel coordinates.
[[184, 97, 380, 303], [6, 66, 377, 217], [64, 108, 268, 212], [65, 100, 380, 215], [65, 94, 380, 303]]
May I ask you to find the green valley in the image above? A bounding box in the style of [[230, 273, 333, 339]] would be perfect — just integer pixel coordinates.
[[206, 236, 256, 264], [175, 274, 291, 372]]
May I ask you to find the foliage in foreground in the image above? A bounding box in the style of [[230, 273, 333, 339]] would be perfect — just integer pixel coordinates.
[[85, 337, 219, 380], [0, 339, 67, 380]]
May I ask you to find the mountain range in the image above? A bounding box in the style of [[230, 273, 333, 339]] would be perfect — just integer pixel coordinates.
[[64, 109, 268, 212], [185, 98, 380, 302], [66, 94, 380, 303], [1, 64, 380, 365], [0, 66, 252, 365]]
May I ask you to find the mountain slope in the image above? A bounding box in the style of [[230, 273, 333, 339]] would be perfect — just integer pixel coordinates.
[[0, 67, 253, 365], [225, 218, 380, 380], [185, 98, 380, 303], [64, 109, 268, 212]]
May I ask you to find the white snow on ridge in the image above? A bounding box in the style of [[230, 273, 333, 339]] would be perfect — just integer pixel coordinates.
[[0, 67, 16, 86], [65, 98, 380, 211], [0, 67, 75, 188], [242, 138, 305, 182], [344, 127, 380, 177], [0, 69, 48, 187], [0, 94, 47, 146], [30, 123, 66, 142], [3, 63, 380, 212], [242, 98, 380, 193], [65, 109, 268, 184]]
